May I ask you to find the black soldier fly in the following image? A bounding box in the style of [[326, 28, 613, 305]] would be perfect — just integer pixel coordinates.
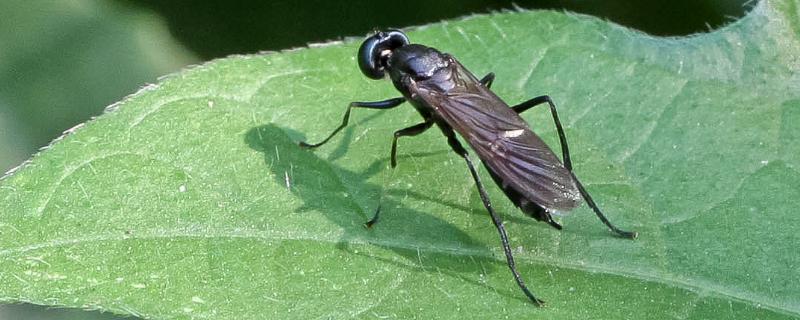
[[299, 30, 637, 305]]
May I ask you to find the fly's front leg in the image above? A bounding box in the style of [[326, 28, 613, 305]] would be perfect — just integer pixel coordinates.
[[442, 128, 544, 306], [390, 119, 434, 168], [299, 97, 406, 148]]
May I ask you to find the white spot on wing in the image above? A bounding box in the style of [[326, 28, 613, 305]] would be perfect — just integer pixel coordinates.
[[502, 129, 524, 138]]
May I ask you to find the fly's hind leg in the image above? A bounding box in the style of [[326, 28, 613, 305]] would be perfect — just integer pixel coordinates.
[[511, 95, 571, 169], [479, 73, 495, 88], [512, 95, 637, 239]]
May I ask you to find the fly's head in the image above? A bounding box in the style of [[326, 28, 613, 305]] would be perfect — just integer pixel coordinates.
[[357, 30, 409, 80], [358, 30, 450, 89]]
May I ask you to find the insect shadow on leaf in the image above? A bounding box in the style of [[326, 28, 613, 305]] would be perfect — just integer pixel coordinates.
[[245, 124, 544, 298]]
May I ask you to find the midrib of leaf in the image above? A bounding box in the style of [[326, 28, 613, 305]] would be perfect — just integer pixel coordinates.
[[0, 226, 794, 316]]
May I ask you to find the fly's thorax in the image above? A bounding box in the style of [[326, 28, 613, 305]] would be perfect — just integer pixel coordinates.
[[387, 44, 455, 92]]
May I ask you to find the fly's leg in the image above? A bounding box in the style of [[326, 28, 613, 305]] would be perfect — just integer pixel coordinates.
[[479, 73, 495, 88], [511, 95, 570, 170], [365, 119, 434, 228], [299, 97, 406, 148], [364, 204, 383, 229], [512, 95, 637, 239], [443, 127, 544, 306], [299, 97, 404, 229], [390, 120, 434, 168], [573, 177, 638, 238]]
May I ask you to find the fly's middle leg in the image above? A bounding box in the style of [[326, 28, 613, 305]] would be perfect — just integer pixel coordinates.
[[442, 127, 545, 306], [390, 120, 434, 168], [366, 119, 434, 228]]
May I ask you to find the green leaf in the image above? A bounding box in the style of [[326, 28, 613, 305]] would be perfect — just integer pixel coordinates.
[[0, 0, 197, 172], [2, 1, 799, 318]]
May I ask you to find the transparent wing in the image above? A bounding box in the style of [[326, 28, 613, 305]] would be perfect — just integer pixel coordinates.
[[415, 60, 581, 212]]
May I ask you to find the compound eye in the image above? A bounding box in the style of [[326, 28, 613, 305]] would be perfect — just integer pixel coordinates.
[[357, 30, 409, 79]]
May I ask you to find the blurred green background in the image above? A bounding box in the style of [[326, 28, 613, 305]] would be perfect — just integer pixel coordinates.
[[0, 0, 751, 319]]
